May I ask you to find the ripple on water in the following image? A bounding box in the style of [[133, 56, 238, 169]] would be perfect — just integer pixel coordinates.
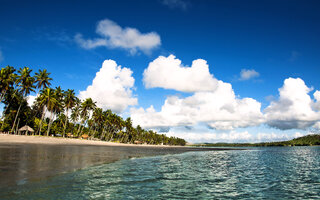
[[1, 147, 320, 199]]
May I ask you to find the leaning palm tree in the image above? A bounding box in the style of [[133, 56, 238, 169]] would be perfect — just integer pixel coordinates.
[[11, 67, 35, 134], [62, 89, 77, 137]]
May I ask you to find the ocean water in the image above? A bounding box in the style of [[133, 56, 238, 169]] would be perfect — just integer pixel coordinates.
[[1, 147, 320, 199]]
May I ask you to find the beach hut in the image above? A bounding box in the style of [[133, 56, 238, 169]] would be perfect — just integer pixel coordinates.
[[18, 125, 34, 135], [81, 134, 89, 139], [67, 133, 74, 138]]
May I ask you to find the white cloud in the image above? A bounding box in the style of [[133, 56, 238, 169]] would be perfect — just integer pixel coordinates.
[[264, 78, 320, 130], [131, 80, 264, 131], [130, 54, 320, 142], [161, 0, 190, 10], [75, 19, 161, 54], [27, 95, 37, 107], [239, 69, 259, 80], [143, 55, 218, 92], [165, 130, 303, 143], [74, 34, 107, 49], [79, 59, 137, 113]]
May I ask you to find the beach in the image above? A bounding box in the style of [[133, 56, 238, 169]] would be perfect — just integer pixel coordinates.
[[0, 134, 232, 188], [0, 134, 184, 147]]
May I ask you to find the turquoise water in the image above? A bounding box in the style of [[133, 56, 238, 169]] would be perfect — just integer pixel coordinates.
[[1, 147, 320, 199]]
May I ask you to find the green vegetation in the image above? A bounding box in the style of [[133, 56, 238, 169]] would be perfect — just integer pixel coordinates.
[[191, 134, 320, 147], [0, 66, 186, 146]]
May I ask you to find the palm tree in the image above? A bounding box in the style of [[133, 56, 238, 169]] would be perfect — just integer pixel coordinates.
[[36, 88, 57, 135], [33, 69, 52, 135], [0, 66, 16, 103], [11, 67, 35, 134], [0, 66, 17, 127], [92, 107, 104, 138], [70, 98, 81, 135], [62, 89, 77, 137], [78, 98, 96, 135], [34, 69, 52, 91], [46, 87, 64, 136]]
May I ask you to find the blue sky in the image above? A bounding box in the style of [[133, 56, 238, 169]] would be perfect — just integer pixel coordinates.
[[1, 0, 320, 143]]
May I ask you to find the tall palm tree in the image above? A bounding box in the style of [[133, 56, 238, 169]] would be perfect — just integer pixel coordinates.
[[11, 67, 35, 134], [0, 66, 17, 127], [92, 107, 104, 137], [70, 98, 81, 135], [62, 89, 77, 137], [0, 66, 16, 103], [33, 69, 52, 135], [78, 98, 96, 135], [46, 87, 64, 136], [34, 69, 52, 91], [36, 88, 57, 135]]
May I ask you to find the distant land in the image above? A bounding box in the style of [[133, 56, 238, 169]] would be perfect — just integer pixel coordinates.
[[191, 134, 320, 147]]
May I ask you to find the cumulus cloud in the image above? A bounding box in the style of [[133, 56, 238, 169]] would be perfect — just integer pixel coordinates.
[[161, 0, 190, 10], [27, 95, 37, 107], [132, 80, 264, 130], [239, 69, 260, 80], [164, 130, 305, 143], [134, 55, 320, 142], [264, 78, 320, 130], [75, 19, 161, 54], [143, 55, 218, 92], [79, 59, 137, 113]]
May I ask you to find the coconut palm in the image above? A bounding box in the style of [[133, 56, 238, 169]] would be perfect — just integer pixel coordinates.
[[78, 98, 96, 135], [0, 66, 17, 126], [46, 87, 64, 136], [0, 66, 16, 103], [70, 98, 81, 135], [34, 69, 52, 91], [92, 107, 104, 137], [36, 88, 57, 135], [62, 89, 77, 137], [11, 67, 35, 134], [33, 69, 52, 135]]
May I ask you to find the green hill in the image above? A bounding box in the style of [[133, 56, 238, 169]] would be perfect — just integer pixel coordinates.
[[192, 134, 320, 147]]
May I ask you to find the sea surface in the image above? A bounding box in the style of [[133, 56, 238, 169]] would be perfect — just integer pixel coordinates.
[[1, 146, 320, 199]]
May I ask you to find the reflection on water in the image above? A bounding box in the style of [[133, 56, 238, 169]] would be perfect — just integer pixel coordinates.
[[1, 146, 319, 199], [0, 143, 224, 187]]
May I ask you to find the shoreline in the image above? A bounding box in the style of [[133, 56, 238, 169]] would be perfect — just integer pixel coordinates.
[[0, 134, 186, 148]]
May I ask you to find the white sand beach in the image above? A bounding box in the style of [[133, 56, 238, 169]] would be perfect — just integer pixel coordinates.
[[0, 134, 182, 147]]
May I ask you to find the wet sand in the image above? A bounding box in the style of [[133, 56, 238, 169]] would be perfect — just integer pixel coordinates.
[[0, 134, 239, 187]]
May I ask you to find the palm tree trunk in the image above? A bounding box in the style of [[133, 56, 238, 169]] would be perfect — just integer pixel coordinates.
[[37, 106, 46, 135], [63, 109, 69, 137], [46, 111, 55, 136], [15, 118, 20, 135], [0, 90, 7, 104], [11, 103, 22, 134]]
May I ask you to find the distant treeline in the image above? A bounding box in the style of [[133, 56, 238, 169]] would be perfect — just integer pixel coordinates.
[[0, 66, 186, 146], [192, 134, 320, 147]]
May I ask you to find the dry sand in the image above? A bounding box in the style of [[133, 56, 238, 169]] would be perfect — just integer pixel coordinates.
[[0, 134, 182, 147]]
